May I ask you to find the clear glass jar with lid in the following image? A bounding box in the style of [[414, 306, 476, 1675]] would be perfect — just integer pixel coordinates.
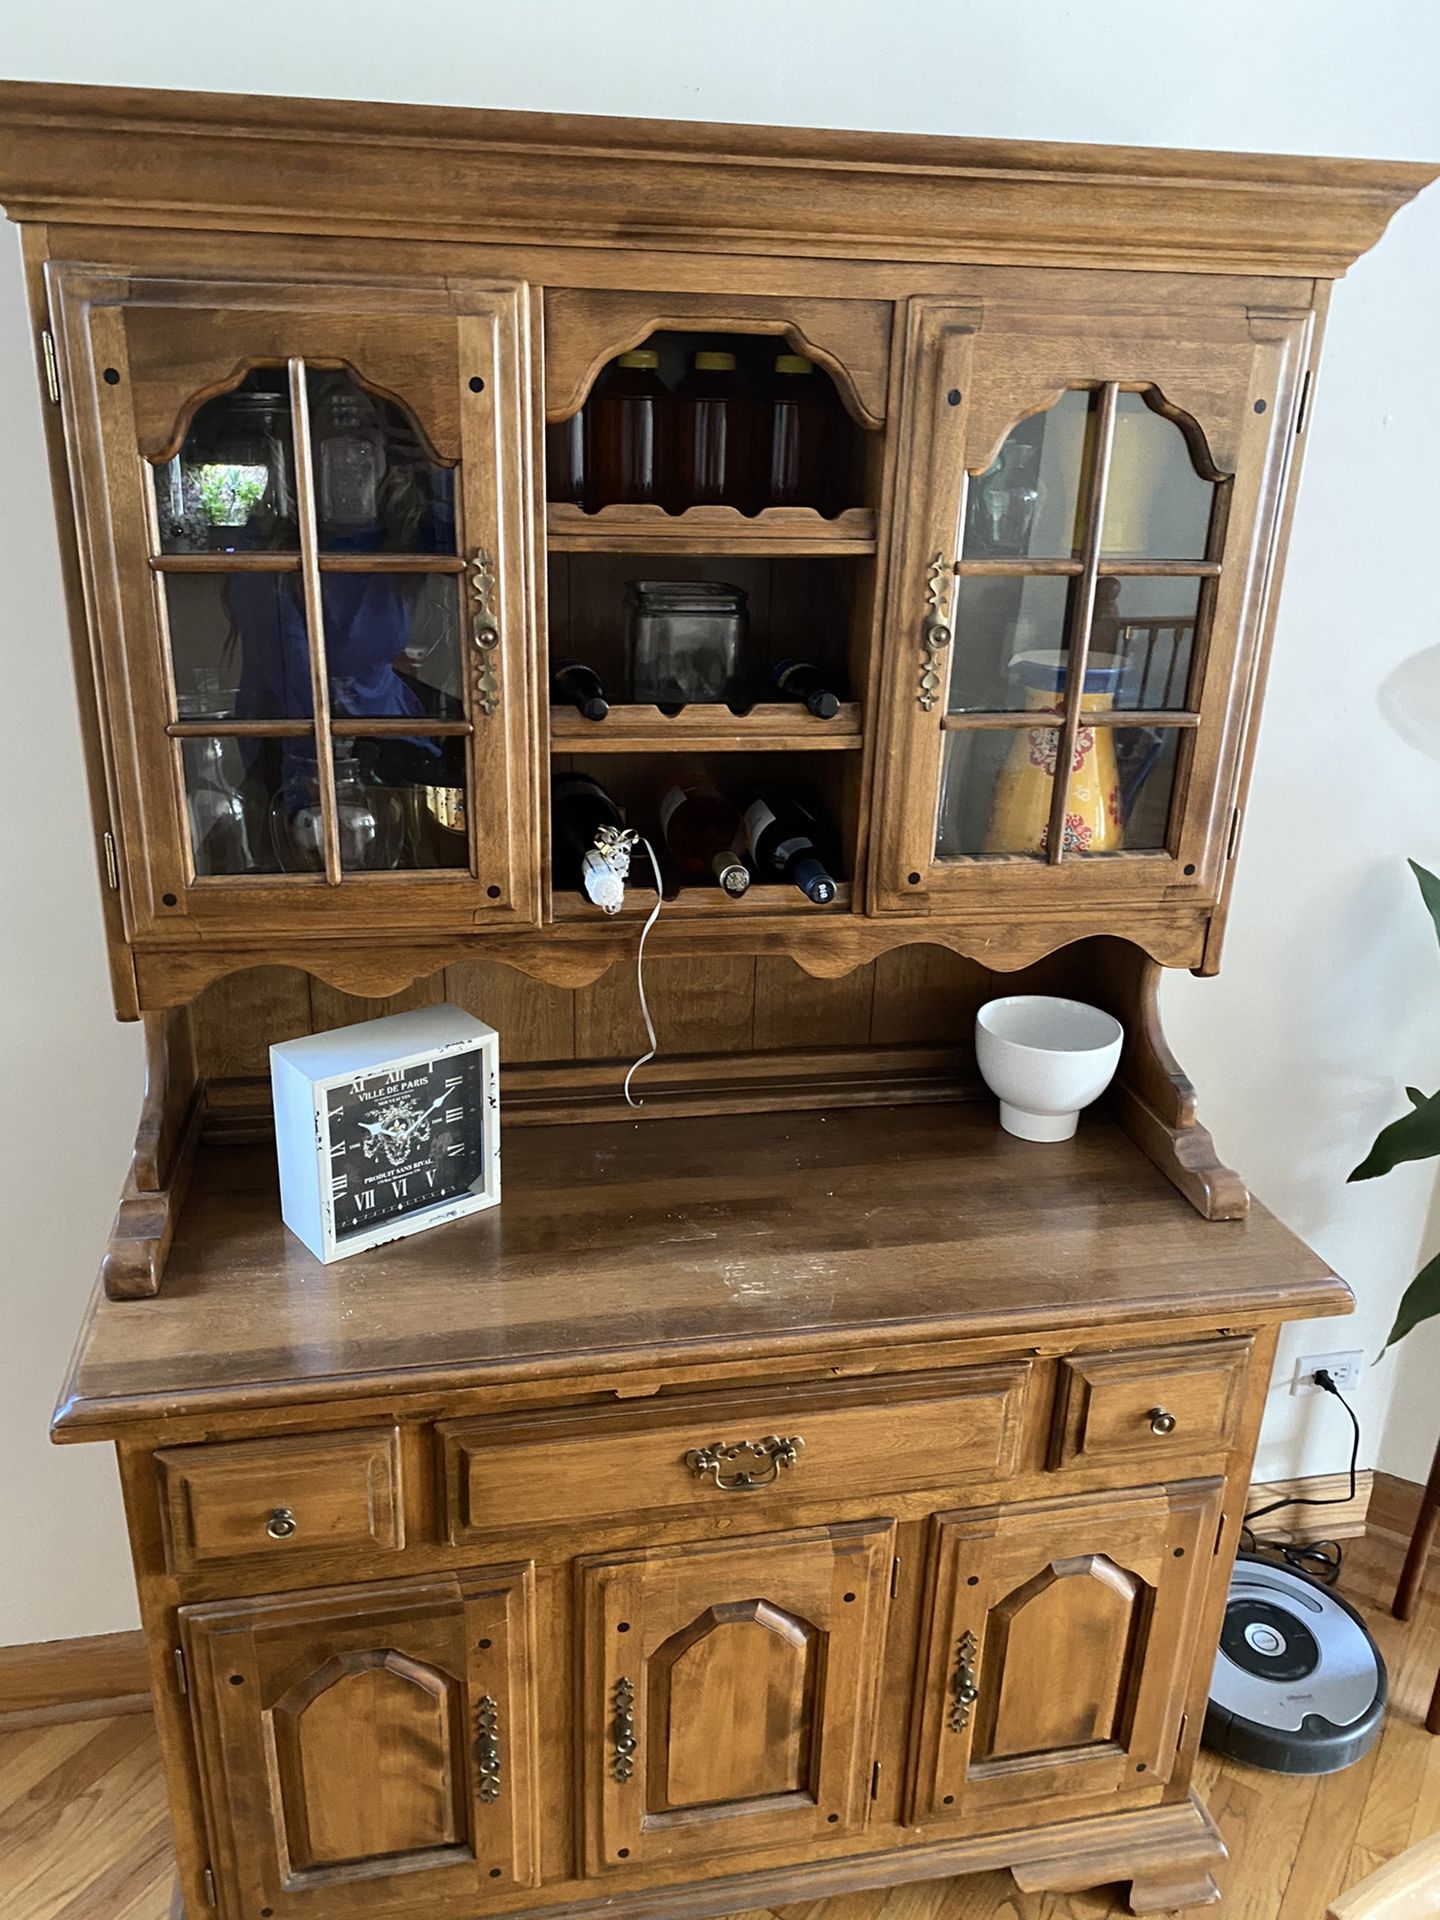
[[624, 579, 748, 708]]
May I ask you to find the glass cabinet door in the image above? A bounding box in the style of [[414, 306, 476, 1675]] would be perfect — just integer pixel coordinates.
[[51, 271, 538, 939], [872, 298, 1312, 924]]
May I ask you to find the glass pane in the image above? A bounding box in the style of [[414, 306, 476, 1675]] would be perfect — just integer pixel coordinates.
[[1102, 392, 1215, 559], [153, 371, 297, 555], [1092, 577, 1201, 712], [936, 728, 1053, 859], [306, 369, 456, 554], [323, 573, 463, 720], [165, 571, 312, 722], [949, 575, 1075, 714], [1069, 725, 1182, 856], [963, 388, 1095, 561], [181, 735, 291, 876], [267, 736, 468, 874]]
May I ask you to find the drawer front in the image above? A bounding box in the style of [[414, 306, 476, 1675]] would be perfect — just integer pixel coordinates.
[[157, 1428, 403, 1571], [441, 1365, 1030, 1544], [1050, 1337, 1252, 1470]]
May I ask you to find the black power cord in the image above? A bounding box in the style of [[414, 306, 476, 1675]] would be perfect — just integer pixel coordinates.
[[1240, 1368, 1362, 1587]]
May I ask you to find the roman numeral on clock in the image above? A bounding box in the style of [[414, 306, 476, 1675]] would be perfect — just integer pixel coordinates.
[[445, 1074, 463, 1091], [356, 1188, 376, 1212], [444, 1106, 464, 1124], [390, 1178, 408, 1200], [446, 1140, 464, 1158], [331, 1174, 348, 1198]]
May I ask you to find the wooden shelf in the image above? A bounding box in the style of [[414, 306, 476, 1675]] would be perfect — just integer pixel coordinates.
[[551, 880, 854, 922], [546, 502, 877, 556], [549, 701, 862, 753]]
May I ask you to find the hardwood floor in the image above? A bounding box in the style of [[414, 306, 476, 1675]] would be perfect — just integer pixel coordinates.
[[0, 1535, 1433, 1920]]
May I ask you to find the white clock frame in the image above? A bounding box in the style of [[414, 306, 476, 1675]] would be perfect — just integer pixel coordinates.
[[271, 1003, 500, 1263]]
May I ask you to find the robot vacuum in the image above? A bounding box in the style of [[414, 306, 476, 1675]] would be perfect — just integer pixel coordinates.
[[1203, 1553, 1387, 1774]]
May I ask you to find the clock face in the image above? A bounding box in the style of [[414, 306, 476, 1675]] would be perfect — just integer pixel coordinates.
[[325, 1048, 486, 1245]]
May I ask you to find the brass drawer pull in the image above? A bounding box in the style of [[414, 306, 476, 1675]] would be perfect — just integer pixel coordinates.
[[475, 1695, 501, 1802], [265, 1507, 298, 1539], [948, 1630, 979, 1732], [611, 1676, 636, 1783], [1148, 1407, 1178, 1437], [684, 1434, 804, 1492]]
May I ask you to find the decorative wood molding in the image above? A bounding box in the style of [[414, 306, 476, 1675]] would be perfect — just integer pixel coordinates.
[[1370, 1470, 1428, 1547], [129, 912, 1212, 1007], [0, 1630, 150, 1731], [0, 83, 1431, 278]]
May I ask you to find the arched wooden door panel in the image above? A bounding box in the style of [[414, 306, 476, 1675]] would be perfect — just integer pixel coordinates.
[[182, 1566, 538, 1919], [579, 1520, 894, 1875], [907, 1480, 1222, 1828]]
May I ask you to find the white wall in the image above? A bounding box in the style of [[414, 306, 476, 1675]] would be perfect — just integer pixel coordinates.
[[1, 0, 1437, 1645]]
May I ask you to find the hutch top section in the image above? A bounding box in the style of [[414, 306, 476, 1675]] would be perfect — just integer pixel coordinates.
[[0, 82, 1433, 1019]]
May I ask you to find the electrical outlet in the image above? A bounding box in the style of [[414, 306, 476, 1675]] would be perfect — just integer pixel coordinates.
[[1290, 1350, 1365, 1395]]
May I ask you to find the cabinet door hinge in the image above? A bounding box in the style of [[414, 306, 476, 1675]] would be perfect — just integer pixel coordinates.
[[1295, 367, 1313, 436], [202, 1865, 217, 1908], [870, 1760, 881, 1801], [40, 328, 60, 405], [102, 830, 120, 892], [173, 1646, 188, 1695], [1226, 805, 1243, 862], [890, 1556, 901, 1598]]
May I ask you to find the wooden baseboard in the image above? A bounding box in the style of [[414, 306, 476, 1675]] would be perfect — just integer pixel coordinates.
[[1370, 1469, 1428, 1546], [1243, 1468, 1374, 1544], [0, 1629, 151, 1731]]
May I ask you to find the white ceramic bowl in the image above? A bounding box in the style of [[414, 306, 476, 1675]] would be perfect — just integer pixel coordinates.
[[975, 995, 1124, 1142]]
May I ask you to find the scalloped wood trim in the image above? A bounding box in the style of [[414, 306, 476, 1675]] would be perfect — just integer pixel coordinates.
[[129, 914, 1210, 1006], [1010, 1791, 1225, 1913]]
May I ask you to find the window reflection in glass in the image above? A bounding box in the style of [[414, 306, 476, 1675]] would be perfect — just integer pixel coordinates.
[[1091, 577, 1202, 712], [305, 370, 456, 554], [963, 388, 1095, 561], [153, 372, 297, 555], [165, 572, 313, 722], [949, 575, 1075, 714], [323, 573, 463, 721], [1102, 393, 1215, 559], [181, 735, 288, 876], [936, 729, 1052, 859]]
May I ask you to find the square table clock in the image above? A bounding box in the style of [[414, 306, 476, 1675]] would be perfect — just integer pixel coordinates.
[[270, 1003, 500, 1263]]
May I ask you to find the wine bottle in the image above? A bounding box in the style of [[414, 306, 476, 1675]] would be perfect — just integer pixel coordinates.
[[550, 656, 609, 722], [659, 776, 751, 898], [741, 789, 838, 904], [552, 772, 627, 910], [772, 656, 841, 720]]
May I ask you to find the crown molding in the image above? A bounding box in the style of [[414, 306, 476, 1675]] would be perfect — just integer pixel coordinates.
[[0, 81, 1433, 277]]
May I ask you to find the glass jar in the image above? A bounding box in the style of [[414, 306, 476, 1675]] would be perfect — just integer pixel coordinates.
[[313, 383, 387, 537], [624, 579, 748, 708]]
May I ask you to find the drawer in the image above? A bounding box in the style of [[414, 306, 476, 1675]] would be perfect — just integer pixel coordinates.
[[1049, 1337, 1252, 1470], [440, 1365, 1029, 1544], [156, 1428, 404, 1572]]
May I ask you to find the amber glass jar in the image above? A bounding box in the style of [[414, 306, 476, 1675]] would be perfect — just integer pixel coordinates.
[[759, 353, 828, 510], [589, 349, 671, 508], [673, 350, 756, 512]]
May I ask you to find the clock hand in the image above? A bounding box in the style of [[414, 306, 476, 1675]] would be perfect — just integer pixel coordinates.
[[398, 1089, 450, 1144]]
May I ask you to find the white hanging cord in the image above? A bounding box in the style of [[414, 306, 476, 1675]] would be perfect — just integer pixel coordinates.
[[623, 835, 664, 1108]]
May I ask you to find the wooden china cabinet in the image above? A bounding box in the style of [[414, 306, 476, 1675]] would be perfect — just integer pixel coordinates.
[[2, 81, 1432, 1920]]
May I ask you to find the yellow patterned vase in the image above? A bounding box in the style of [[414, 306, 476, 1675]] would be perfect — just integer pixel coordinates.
[[985, 656, 1125, 857]]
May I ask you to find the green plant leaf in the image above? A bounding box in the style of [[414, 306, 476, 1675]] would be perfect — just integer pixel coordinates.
[[1411, 859, 1440, 953], [1407, 1088, 1431, 1108], [1350, 1086, 1440, 1181], [1382, 1245, 1440, 1352]]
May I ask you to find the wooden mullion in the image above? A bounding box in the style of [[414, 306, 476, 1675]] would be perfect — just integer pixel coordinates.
[[942, 708, 1199, 733], [327, 717, 473, 738], [1046, 382, 1119, 866], [151, 552, 300, 574], [1096, 558, 1222, 578], [954, 558, 1083, 578], [317, 553, 465, 574], [166, 719, 313, 740], [288, 355, 342, 887]]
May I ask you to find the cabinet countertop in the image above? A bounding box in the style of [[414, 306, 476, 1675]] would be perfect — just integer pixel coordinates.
[[54, 1100, 1348, 1440]]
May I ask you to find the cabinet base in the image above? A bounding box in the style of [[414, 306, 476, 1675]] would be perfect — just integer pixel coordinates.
[[169, 1795, 1223, 1920]]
